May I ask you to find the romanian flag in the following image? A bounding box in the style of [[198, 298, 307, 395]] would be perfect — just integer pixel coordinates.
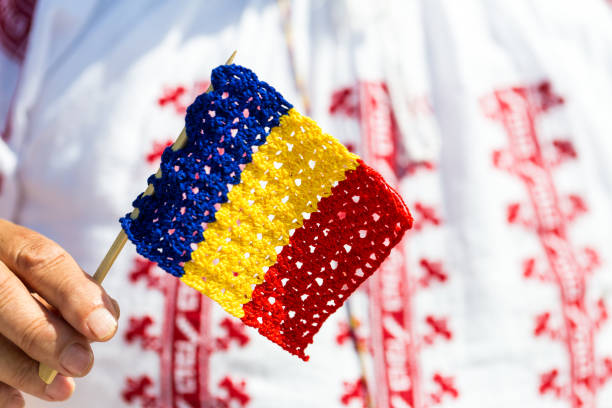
[[121, 65, 412, 360]]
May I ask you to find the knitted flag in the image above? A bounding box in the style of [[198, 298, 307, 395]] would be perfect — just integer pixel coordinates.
[[121, 64, 412, 360]]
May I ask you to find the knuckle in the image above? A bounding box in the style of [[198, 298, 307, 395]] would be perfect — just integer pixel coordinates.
[[15, 238, 68, 275], [17, 317, 54, 358], [0, 273, 19, 314], [9, 358, 34, 392], [53, 275, 79, 304], [0, 271, 15, 300]]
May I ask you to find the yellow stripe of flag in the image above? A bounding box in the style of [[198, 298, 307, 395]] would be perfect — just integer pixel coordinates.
[[181, 109, 359, 317]]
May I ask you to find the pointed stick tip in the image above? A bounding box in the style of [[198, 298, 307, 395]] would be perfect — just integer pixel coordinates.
[[227, 50, 237, 64]]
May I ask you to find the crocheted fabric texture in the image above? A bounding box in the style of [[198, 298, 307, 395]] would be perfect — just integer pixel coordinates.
[[121, 64, 413, 360], [183, 108, 359, 317], [120, 65, 291, 277], [241, 160, 411, 360]]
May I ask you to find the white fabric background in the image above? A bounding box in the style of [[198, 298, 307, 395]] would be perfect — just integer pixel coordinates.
[[1, 0, 612, 407]]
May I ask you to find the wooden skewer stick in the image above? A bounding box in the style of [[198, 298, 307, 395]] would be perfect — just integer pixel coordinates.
[[38, 50, 237, 385], [345, 300, 374, 408]]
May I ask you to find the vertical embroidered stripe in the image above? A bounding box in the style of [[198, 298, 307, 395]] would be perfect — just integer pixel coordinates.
[[182, 109, 360, 317]]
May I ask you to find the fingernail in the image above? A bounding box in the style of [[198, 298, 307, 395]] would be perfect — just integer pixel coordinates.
[[87, 307, 118, 340], [6, 393, 24, 408], [60, 343, 93, 376], [45, 375, 74, 401]]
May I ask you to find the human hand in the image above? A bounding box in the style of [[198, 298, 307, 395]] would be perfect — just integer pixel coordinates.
[[0, 220, 119, 406]]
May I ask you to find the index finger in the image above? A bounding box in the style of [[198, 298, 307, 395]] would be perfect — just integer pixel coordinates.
[[0, 220, 119, 341]]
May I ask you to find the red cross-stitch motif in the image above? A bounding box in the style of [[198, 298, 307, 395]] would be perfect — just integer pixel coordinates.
[[128, 257, 162, 290], [336, 319, 368, 350], [428, 373, 459, 405], [598, 358, 612, 387], [411, 202, 442, 231], [593, 299, 608, 331], [125, 315, 161, 353], [329, 86, 360, 118], [158, 86, 186, 112], [157, 81, 210, 115], [215, 317, 250, 351], [340, 378, 368, 407], [482, 80, 608, 407], [418, 258, 448, 288], [146, 139, 173, 165], [533, 311, 563, 341], [422, 315, 452, 346], [539, 369, 564, 398], [121, 375, 159, 408], [215, 376, 250, 408], [147, 79, 211, 169]]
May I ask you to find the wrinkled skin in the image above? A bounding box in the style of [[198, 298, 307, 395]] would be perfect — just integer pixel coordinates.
[[0, 220, 119, 406]]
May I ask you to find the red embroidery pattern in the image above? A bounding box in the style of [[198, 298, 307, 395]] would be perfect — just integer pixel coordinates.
[[482, 80, 608, 407], [422, 315, 452, 346], [330, 87, 360, 118], [330, 83, 417, 177], [121, 376, 158, 408], [214, 376, 250, 408], [215, 317, 250, 351], [411, 202, 442, 231], [128, 257, 162, 289], [405, 160, 436, 176], [159, 272, 212, 406], [428, 374, 459, 405], [0, 0, 35, 61], [122, 260, 165, 408], [364, 81, 458, 407], [539, 369, 564, 398], [158, 86, 187, 112], [336, 319, 367, 349], [340, 378, 368, 407], [158, 81, 210, 115], [533, 311, 563, 341], [330, 80, 458, 407], [357, 81, 420, 408], [146, 140, 173, 165], [418, 258, 448, 288], [122, 257, 165, 407], [148, 80, 210, 167], [599, 358, 612, 387], [125, 315, 161, 352], [415, 250, 457, 402]]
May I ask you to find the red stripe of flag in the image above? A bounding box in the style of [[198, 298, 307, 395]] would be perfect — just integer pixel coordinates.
[[241, 160, 412, 360]]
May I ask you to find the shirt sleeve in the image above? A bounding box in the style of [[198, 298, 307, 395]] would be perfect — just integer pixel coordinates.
[[0, 0, 35, 219]]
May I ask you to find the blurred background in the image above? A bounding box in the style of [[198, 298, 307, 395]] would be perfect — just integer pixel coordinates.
[[2, 0, 612, 407]]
